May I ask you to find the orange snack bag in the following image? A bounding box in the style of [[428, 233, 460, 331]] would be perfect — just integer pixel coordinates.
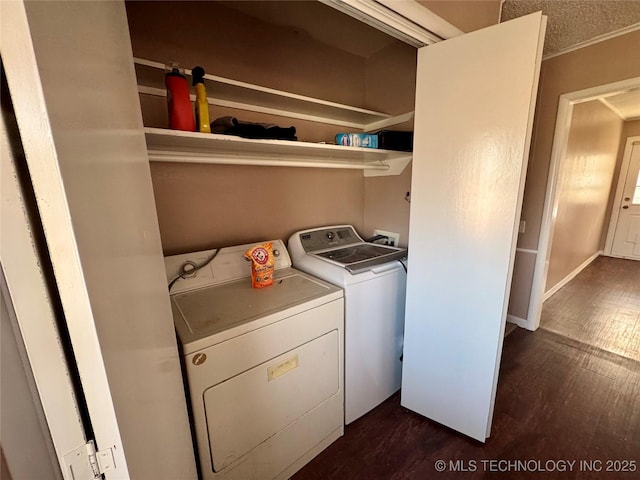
[[244, 242, 275, 288]]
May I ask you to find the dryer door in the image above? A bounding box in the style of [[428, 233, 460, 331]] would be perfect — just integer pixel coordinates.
[[205, 330, 339, 472]]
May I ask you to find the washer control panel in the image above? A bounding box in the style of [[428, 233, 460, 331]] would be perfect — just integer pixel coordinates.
[[298, 225, 362, 253]]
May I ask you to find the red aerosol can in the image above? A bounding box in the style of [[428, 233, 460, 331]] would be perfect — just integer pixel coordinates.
[[165, 63, 195, 131]]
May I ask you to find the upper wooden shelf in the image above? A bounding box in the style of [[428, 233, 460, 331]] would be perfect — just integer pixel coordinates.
[[133, 58, 413, 131], [144, 128, 412, 176]]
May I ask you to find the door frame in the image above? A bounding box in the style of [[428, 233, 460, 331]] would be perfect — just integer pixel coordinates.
[[603, 135, 640, 255], [320, 0, 462, 46], [527, 76, 640, 331], [1, 100, 87, 480]]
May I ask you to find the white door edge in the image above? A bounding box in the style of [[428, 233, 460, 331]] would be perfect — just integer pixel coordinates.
[[527, 77, 640, 331], [1, 103, 86, 480], [486, 14, 547, 437], [1, 2, 130, 478]]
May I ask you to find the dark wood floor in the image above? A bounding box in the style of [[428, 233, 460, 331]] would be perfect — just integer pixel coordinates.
[[293, 256, 640, 479], [542, 256, 640, 362]]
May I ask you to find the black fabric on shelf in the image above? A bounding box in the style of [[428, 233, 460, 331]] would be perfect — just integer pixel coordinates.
[[211, 116, 297, 141]]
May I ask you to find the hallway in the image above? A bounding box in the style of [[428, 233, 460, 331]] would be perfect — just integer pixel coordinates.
[[540, 256, 640, 362], [293, 256, 640, 479]]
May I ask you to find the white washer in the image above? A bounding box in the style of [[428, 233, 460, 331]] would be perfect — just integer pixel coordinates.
[[165, 240, 344, 480], [288, 226, 407, 424]]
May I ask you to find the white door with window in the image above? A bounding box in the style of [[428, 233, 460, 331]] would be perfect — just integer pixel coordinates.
[[610, 139, 640, 260]]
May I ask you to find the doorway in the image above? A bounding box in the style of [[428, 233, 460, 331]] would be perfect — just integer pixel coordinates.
[[528, 76, 640, 330]]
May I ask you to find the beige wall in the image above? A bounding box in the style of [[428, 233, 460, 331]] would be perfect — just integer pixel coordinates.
[[520, 31, 640, 250], [1, 448, 12, 480], [619, 118, 640, 140], [151, 163, 364, 255], [1, 289, 61, 480], [364, 164, 413, 247], [508, 251, 537, 319], [362, 41, 416, 245], [364, 42, 417, 116], [544, 101, 623, 291], [126, 1, 367, 107], [507, 29, 640, 320], [419, 1, 502, 32]]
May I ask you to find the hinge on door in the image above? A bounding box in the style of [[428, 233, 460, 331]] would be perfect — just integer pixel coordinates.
[[63, 440, 115, 480], [86, 440, 102, 478]]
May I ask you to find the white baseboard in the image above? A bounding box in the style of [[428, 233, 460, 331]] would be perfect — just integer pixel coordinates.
[[543, 251, 602, 301], [506, 314, 528, 328]]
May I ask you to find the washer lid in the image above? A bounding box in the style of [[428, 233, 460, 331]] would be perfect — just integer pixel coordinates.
[[314, 243, 407, 273], [289, 225, 407, 274], [172, 268, 341, 348]]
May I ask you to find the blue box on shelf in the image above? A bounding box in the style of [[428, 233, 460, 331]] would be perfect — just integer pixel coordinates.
[[335, 133, 378, 149]]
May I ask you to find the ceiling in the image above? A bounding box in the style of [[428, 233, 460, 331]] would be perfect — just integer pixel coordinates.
[[502, 0, 640, 57], [218, 1, 401, 58], [502, 1, 640, 121], [600, 89, 640, 121]]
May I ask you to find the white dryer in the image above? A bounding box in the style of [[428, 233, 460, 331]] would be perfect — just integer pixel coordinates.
[[288, 226, 407, 424], [165, 240, 344, 480]]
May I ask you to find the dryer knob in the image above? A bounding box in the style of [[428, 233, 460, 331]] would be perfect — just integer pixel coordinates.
[[273, 249, 280, 257], [326, 231, 335, 240]]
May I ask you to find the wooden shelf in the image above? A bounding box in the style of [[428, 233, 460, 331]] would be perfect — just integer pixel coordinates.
[[136, 57, 413, 175], [134, 58, 413, 131], [145, 128, 412, 176]]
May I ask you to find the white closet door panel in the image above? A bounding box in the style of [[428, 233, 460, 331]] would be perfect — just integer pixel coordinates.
[[3, 1, 197, 478], [2, 102, 74, 480], [401, 12, 545, 441]]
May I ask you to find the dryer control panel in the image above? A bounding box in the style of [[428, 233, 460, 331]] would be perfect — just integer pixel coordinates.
[[165, 239, 291, 294]]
